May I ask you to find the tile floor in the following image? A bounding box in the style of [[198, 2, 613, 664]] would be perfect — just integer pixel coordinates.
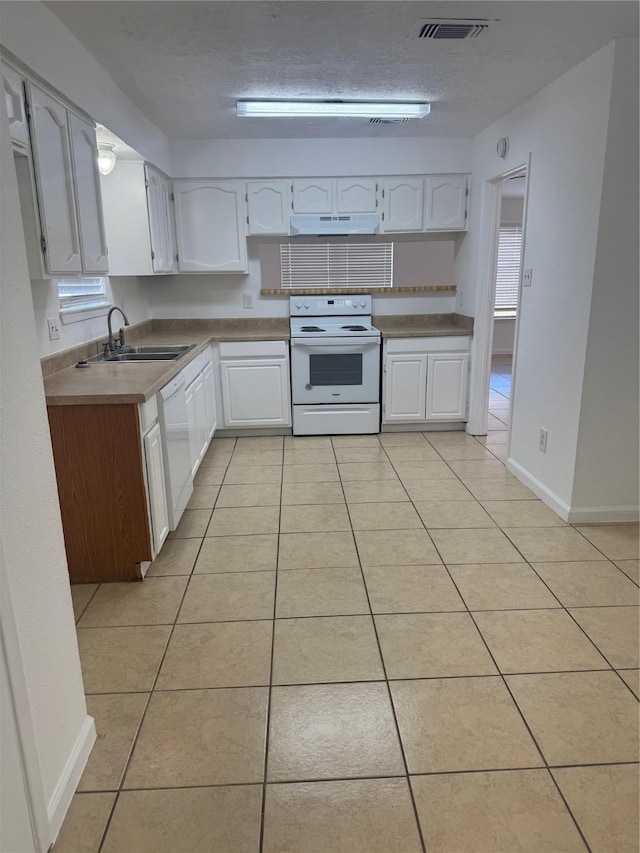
[[485, 353, 512, 457], [59, 429, 639, 853]]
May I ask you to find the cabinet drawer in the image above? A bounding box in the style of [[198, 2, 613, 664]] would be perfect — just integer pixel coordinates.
[[385, 336, 471, 354], [218, 340, 288, 358]]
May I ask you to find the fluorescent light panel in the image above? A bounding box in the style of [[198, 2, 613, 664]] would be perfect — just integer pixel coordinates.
[[237, 100, 430, 119]]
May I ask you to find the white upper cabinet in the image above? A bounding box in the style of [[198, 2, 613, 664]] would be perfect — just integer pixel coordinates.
[[145, 164, 177, 273], [26, 82, 82, 275], [173, 181, 248, 273], [379, 178, 424, 232], [68, 112, 108, 273], [335, 178, 378, 213], [424, 174, 469, 231], [246, 181, 291, 235], [2, 63, 29, 148], [292, 180, 334, 214]]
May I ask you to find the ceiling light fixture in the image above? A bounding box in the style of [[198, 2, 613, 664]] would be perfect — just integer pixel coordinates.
[[97, 143, 117, 176], [236, 100, 431, 120]]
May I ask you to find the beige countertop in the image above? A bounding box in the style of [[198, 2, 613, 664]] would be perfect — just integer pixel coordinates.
[[374, 313, 474, 338], [43, 314, 472, 406], [43, 320, 290, 406]]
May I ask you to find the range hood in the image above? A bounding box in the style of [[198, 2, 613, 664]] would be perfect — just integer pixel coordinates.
[[290, 213, 380, 236]]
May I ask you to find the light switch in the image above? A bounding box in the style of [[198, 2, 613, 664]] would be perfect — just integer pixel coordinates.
[[523, 268, 533, 287], [47, 317, 61, 340]]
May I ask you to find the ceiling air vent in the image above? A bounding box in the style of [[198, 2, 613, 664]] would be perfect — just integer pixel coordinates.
[[412, 19, 491, 40], [369, 117, 411, 124]]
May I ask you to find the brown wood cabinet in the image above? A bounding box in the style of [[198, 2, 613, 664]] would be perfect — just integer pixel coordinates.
[[47, 403, 152, 583]]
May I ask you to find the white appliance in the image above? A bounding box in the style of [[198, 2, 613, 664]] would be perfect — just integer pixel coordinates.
[[290, 213, 379, 236], [290, 295, 381, 434], [157, 374, 193, 528]]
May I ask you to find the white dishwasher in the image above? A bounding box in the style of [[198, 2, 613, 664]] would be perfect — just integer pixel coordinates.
[[157, 373, 193, 529]]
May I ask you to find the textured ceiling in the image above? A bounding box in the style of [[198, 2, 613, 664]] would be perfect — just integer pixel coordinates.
[[46, 1, 638, 139]]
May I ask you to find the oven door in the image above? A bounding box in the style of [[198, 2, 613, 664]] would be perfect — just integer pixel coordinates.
[[290, 336, 381, 404]]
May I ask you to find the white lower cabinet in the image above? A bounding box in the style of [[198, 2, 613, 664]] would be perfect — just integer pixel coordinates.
[[218, 341, 291, 429], [384, 353, 428, 422], [425, 353, 469, 420], [142, 420, 170, 557], [203, 359, 217, 438], [383, 337, 470, 425]]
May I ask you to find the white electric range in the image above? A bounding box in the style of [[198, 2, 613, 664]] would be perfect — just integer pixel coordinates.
[[289, 295, 381, 435]]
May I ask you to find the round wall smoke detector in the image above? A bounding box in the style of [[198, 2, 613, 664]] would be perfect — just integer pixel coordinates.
[[496, 137, 509, 159]]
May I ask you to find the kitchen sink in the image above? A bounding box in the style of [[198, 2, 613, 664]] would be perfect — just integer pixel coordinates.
[[85, 343, 195, 363]]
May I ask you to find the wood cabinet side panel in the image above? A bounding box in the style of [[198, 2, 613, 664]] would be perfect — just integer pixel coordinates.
[[47, 404, 152, 582]]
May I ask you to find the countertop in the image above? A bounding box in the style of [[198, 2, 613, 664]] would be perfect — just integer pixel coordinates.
[[43, 314, 472, 406], [373, 313, 474, 338]]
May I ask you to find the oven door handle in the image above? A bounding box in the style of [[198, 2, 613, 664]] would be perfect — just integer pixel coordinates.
[[291, 339, 380, 352]]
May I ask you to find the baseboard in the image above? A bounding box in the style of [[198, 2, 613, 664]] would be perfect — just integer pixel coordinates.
[[506, 458, 572, 521], [48, 714, 96, 842], [566, 505, 640, 524], [506, 459, 640, 524]]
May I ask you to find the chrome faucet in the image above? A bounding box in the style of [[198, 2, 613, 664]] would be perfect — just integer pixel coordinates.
[[106, 305, 130, 352]]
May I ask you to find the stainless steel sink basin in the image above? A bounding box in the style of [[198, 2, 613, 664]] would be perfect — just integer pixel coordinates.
[[85, 343, 196, 363], [117, 345, 194, 355]]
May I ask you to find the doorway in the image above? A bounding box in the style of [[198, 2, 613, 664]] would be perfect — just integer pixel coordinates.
[[467, 162, 529, 465], [483, 172, 526, 460]]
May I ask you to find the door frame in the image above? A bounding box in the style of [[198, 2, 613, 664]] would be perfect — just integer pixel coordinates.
[[466, 157, 531, 447]]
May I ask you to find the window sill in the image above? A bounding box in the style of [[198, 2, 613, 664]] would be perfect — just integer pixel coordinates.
[[59, 301, 112, 325]]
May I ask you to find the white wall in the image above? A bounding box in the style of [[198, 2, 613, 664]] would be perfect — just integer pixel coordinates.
[[571, 38, 639, 518], [461, 42, 616, 510], [31, 276, 151, 357], [170, 137, 471, 178], [0, 1, 170, 172], [492, 319, 515, 355], [1, 96, 91, 841]]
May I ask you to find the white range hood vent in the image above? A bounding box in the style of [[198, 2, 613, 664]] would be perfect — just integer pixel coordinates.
[[290, 213, 380, 236]]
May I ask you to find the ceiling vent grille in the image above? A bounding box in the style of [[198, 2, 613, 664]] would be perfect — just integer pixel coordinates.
[[369, 117, 411, 124], [413, 20, 490, 40]]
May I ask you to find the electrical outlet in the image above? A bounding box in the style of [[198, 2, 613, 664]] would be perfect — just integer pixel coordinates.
[[47, 317, 61, 341], [243, 294, 254, 309], [539, 428, 548, 453]]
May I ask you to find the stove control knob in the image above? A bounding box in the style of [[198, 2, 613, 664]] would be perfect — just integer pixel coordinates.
[[360, 300, 367, 308], [304, 302, 310, 309], [295, 302, 302, 309]]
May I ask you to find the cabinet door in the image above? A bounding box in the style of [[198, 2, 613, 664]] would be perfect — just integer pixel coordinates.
[[246, 181, 291, 235], [2, 63, 29, 147], [185, 380, 198, 477], [203, 359, 217, 439], [193, 374, 209, 468], [174, 181, 248, 272], [424, 175, 468, 231], [68, 113, 108, 273], [143, 421, 169, 555], [145, 165, 167, 271], [380, 178, 423, 233], [292, 180, 333, 214], [383, 354, 428, 422], [26, 82, 82, 274], [160, 179, 178, 272], [221, 358, 291, 427], [425, 353, 469, 420], [336, 179, 377, 213]]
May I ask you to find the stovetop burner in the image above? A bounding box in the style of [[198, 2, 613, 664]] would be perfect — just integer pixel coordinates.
[[300, 325, 325, 332], [341, 325, 368, 332]]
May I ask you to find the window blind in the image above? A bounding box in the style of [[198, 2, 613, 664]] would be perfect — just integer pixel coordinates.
[[58, 277, 109, 312], [494, 226, 522, 315], [280, 243, 393, 289]]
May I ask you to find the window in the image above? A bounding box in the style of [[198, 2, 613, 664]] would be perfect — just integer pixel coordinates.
[[58, 277, 110, 315], [494, 226, 522, 317], [280, 242, 393, 289]]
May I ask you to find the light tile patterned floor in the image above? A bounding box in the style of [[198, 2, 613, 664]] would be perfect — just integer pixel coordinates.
[[60, 430, 639, 853]]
